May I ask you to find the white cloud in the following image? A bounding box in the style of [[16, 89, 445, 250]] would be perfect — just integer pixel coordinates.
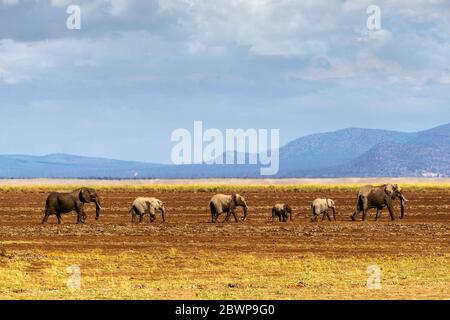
[[1, 0, 19, 5], [158, 0, 336, 57], [440, 72, 450, 85], [1, 0, 449, 91], [50, 0, 71, 7], [286, 51, 403, 83], [109, 0, 128, 16]]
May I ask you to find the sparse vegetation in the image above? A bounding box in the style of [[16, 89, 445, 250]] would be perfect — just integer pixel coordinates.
[[2, 182, 450, 193], [0, 249, 448, 300]]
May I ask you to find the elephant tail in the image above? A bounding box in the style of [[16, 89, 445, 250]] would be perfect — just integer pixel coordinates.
[[351, 196, 362, 220]]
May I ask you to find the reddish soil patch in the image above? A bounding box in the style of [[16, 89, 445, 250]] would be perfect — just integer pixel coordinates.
[[0, 190, 448, 258]]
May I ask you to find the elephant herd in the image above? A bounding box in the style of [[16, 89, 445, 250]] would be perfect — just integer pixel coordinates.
[[40, 184, 408, 225]]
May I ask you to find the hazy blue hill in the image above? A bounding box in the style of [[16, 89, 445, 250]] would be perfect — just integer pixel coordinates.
[[279, 128, 416, 170], [0, 154, 164, 178], [0, 123, 449, 178], [408, 123, 450, 145], [319, 124, 450, 177]]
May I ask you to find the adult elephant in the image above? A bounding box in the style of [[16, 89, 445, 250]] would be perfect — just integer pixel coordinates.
[[42, 188, 102, 224], [350, 184, 408, 221], [130, 197, 166, 223], [209, 194, 248, 223]]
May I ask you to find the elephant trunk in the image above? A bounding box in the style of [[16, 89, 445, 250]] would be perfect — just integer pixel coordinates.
[[400, 198, 405, 219], [161, 207, 166, 222], [242, 205, 248, 221], [95, 199, 102, 220]]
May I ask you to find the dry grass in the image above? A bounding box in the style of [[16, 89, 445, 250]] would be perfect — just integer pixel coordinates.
[[0, 249, 448, 300], [2, 183, 450, 193]]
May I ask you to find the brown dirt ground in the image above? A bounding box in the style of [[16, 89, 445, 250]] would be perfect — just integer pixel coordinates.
[[0, 189, 448, 257]]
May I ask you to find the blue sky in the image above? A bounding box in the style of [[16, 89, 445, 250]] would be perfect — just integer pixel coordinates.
[[0, 0, 449, 163]]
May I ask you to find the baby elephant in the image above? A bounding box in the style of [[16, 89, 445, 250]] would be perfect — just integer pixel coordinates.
[[311, 198, 336, 222], [130, 197, 166, 223], [272, 203, 293, 222]]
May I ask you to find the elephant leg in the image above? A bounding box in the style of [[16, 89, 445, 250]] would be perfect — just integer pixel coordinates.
[[279, 215, 282, 222], [387, 202, 396, 221], [232, 211, 239, 223], [326, 211, 332, 221], [375, 208, 381, 221], [42, 209, 52, 224], [212, 209, 221, 223], [41, 214, 49, 224], [56, 213, 63, 224], [223, 211, 232, 223], [361, 198, 369, 221], [149, 208, 156, 223], [352, 197, 364, 221], [311, 212, 317, 222], [322, 211, 327, 221], [76, 209, 84, 224], [139, 214, 144, 223], [362, 210, 368, 221]]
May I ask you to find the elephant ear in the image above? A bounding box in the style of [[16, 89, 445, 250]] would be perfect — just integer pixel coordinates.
[[385, 184, 394, 197], [285, 204, 292, 213], [231, 194, 238, 206], [80, 188, 91, 203]]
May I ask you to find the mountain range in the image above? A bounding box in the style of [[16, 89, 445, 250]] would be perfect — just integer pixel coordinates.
[[1, 123, 449, 178]]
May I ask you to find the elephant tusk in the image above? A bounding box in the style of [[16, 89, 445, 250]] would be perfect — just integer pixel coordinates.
[[401, 196, 409, 202]]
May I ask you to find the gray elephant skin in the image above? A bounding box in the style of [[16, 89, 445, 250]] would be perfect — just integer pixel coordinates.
[[130, 197, 166, 223], [311, 198, 336, 222], [42, 188, 102, 224], [272, 203, 293, 222], [209, 194, 248, 223], [351, 184, 408, 221]]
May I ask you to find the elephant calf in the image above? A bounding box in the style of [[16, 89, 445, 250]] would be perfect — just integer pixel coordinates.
[[311, 198, 336, 222], [272, 203, 293, 222], [130, 197, 166, 223]]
